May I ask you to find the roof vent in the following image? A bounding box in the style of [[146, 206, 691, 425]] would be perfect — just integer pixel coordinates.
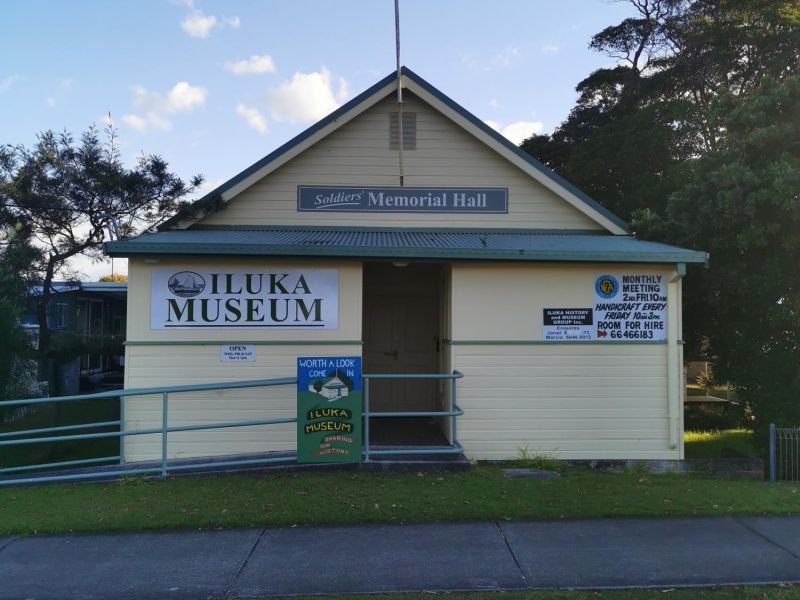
[[389, 112, 416, 150]]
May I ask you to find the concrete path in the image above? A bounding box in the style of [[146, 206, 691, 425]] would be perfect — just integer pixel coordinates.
[[1, 516, 799, 599]]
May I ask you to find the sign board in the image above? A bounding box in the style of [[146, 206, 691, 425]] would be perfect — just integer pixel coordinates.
[[542, 308, 594, 341], [594, 274, 666, 341], [297, 186, 508, 214], [150, 268, 338, 330], [296, 356, 362, 463], [541, 274, 667, 341], [219, 344, 256, 362]]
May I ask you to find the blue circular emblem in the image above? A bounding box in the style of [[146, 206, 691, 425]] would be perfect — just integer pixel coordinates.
[[595, 274, 619, 299]]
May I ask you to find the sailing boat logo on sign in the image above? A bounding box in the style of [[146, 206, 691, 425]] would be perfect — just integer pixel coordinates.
[[168, 271, 205, 297]]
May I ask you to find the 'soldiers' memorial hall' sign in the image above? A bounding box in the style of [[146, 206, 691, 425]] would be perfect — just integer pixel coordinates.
[[150, 268, 339, 329], [297, 186, 508, 213]]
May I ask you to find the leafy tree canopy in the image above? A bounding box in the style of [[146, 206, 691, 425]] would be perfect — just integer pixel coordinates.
[[0, 125, 201, 367]]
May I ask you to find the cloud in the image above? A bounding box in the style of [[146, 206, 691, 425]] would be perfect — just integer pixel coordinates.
[[499, 121, 544, 145], [46, 96, 57, 108], [489, 98, 500, 109], [266, 68, 348, 123], [236, 103, 268, 134], [121, 114, 149, 131], [483, 119, 543, 145], [541, 43, 561, 54], [0, 75, 22, 94], [123, 81, 207, 131], [181, 8, 239, 38], [182, 11, 216, 37], [225, 54, 276, 75]]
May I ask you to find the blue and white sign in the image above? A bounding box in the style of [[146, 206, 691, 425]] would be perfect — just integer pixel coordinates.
[[297, 186, 508, 214]]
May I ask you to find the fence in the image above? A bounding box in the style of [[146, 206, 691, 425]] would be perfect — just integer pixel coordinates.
[[769, 423, 800, 482], [0, 371, 464, 486]]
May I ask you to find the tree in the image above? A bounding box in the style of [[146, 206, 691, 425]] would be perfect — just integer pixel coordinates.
[[0, 224, 39, 400], [98, 274, 128, 282], [645, 75, 800, 438], [0, 125, 202, 372], [522, 0, 800, 441]]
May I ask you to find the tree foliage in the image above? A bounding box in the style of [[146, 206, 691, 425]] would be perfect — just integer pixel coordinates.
[[0, 225, 39, 399], [0, 125, 201, 365], [523, 0, 800, 437]]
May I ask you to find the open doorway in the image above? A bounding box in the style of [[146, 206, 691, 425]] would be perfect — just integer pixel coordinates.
[[362, 262, 449, 446]]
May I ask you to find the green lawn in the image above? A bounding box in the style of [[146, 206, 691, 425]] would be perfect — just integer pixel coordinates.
[[2, 465, 798, 535], [685, 429, 756, 459], [252, 588, 800, 600]]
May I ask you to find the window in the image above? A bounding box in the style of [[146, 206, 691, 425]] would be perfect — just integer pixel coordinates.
[[49, 302, 68, 329]]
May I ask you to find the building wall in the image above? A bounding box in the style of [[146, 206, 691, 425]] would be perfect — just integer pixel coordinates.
[[198, 92, 603, 231], [123, 257, 362, 461], [449, 262, 683, 460]]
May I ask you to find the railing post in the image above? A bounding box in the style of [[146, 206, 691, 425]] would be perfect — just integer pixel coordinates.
[[769, 422, 776, 482], [450, 375, 457, 447], [119, 395, 125, 465], [363, 377, 370, 463], [161, 392, 169, 478]]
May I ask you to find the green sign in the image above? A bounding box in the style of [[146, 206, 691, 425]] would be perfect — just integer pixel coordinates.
[[296, 356, 362, 463]]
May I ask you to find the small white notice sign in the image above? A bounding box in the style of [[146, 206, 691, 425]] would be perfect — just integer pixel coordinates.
[[219, 344, 256, 362]]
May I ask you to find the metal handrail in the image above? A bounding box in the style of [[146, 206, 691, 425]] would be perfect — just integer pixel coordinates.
[[0, 376, 298, 484], [0, 370, 465, 484], [361, 371, 464, 462]]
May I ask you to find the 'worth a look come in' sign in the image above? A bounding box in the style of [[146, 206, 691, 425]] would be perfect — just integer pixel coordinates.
[[296, 356, 362, 463]]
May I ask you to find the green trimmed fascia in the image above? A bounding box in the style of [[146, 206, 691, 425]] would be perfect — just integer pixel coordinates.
[[108, 243, 707, 264], [158, 66, 631, 233], [159, 72, 399, 230], [125, 340, 362, 346], [401, 66, 630, 233], [444, 339, 668, 345]]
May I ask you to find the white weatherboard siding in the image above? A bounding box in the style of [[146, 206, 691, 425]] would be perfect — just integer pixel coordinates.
[[198, 93, 602, 230], [123, 257, 362, 461], [450, 263, 682, 460]]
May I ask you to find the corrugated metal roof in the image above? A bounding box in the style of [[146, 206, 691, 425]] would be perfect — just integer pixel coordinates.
[[105, 227, 707, 264]]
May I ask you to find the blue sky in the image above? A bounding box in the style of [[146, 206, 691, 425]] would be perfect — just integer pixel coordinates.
[[0, 0, 632, 278]]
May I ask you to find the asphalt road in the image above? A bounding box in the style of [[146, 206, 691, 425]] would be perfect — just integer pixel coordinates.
[[1, 515, 799, 599]]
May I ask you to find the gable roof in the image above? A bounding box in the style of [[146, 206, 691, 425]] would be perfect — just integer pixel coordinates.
[[162, 67, 630, 234]]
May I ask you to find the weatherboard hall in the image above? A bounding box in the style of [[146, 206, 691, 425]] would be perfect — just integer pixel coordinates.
[[106, 67, 707, 464]]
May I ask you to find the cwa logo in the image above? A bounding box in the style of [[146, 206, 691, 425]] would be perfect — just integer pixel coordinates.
[[168, 271, 205, 297]]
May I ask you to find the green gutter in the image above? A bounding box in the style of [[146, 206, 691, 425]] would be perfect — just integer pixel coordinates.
[[107, 242, 708, 264]]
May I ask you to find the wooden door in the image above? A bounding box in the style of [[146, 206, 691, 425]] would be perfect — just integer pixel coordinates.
[[363, 263, 441, 412]]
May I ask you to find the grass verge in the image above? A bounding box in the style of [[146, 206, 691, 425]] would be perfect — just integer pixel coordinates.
[[2, 465, 798, 535]]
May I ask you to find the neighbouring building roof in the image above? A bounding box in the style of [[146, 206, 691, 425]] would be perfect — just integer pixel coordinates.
[[105, 226, 707, 264]]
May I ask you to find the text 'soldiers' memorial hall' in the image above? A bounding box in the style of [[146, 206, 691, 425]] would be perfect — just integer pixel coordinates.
[[106, 67, 707, 464]]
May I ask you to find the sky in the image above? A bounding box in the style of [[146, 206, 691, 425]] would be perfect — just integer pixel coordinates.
[[0, 0, 633, 280]]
